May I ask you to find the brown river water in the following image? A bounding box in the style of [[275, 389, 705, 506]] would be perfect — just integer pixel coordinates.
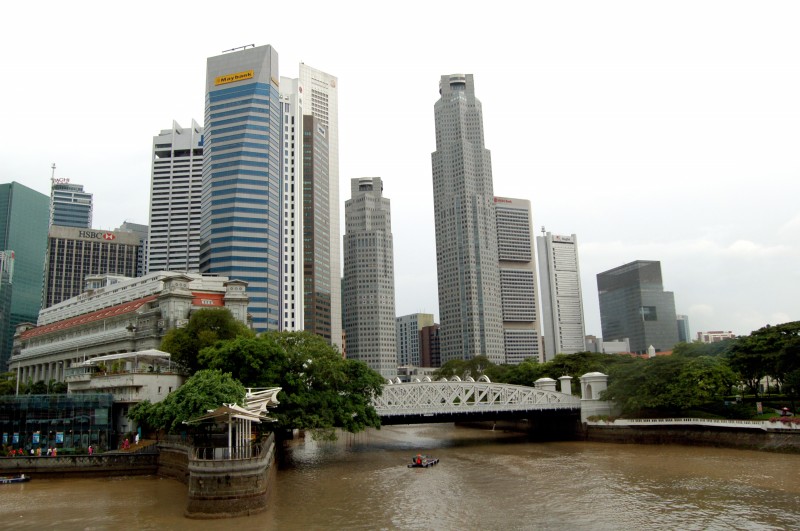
[[1, 423, 798, 530]]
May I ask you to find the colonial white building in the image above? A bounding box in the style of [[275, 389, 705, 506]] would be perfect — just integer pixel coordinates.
[[9, 271, 249, 387]]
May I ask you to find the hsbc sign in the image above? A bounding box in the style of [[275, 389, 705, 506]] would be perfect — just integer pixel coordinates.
[[78, 231, 117, 241]]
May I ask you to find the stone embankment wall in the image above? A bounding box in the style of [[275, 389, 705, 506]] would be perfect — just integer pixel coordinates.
[[157, 442, 191, 484], [185, 434, 277, 519], [584, 420, 800, 453], [0, 453, 158, 478]]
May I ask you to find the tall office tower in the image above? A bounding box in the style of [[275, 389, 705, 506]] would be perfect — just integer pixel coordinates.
[[676, 314, 691, 343], [50, 178, 92, 228], [396, 313, 435, 366], [299, 64, 341, 350], [0, 182, 49, 368], [201, 45, 281, 331], [597, 260, 679, 354], [431, 74, 504, 364], [278, 65, 341, 347], [42, 226, 141, 308], [536, 232, 586, 361], [117, 221, 149, 277], [343, 178, 397, 379], [302, 115, 331, 340], [0, 251, 14, 370], [279, 76, 304, 332], [495, 197, 542, 364], [420, 323, 441, 368], [148, 120, 203, 274]]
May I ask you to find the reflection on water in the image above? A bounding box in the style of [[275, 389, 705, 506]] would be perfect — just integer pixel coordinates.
[[1, 424, 798, 530]]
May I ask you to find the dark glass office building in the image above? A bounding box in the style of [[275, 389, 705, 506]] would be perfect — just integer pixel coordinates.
[[0, 394, 114, 453], [597, 260, 679, 354], [0, 182, 49, 369]]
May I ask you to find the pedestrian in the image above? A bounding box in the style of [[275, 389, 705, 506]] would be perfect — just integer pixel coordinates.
[[47, 447, 52, 457], [134, 433, 139, 446], [88, 445, 93, 456], [52, 447, 57, 457]]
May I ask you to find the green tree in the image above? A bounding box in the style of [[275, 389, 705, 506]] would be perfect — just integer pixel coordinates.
[[160, 308, 254, 374], [200, 331, 385, 440], [129, 369, 246, 433], [0, 372, 16, 396], [726, 322, 800, 398], [603, 355, 736, 416]]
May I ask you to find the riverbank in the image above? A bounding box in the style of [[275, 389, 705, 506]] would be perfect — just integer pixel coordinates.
[[583, 418, 800, 453]]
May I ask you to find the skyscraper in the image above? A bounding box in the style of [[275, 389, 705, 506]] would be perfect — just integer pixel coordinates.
[[343, 178, 397, 379], [495, 197, 542, 364], [676, 314, 691, 343], [279, 65, 341, 347], [148, 120, 203, 274], [302, 115, 331, 340], [42, 226, 141, 308], [50, 178, 92, 228], [0, 182, 49, 369], [597, 260, 679, 354], [201, 45, 281, 331], [396, 313, 434, 367], [431, 74, 504, 364], [537, 232, 586, 360], [299, 64, 342, 349]]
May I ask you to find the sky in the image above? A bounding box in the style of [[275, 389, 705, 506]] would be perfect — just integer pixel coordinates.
[[2, 1, 798, 339]]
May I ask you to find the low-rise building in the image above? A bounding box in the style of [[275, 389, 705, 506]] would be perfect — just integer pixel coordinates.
[[697, 330, 736, 343]]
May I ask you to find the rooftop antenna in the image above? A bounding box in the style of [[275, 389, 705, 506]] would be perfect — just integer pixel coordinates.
[[50, 163, 56, 181], [541, 225, 546, 235], [222, 44, 255, 53]]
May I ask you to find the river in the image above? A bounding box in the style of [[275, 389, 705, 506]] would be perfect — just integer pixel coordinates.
[[1, 424, 798, 530]]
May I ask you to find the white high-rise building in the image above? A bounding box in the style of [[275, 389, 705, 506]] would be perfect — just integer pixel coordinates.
[[432, 74, 504, 364], [396, 313, 435, 367], [537, 232, 586, 360], [495, 197, 542, 364], [147, 120, 203, 274], [278, 65, 341, 348], [343, 178, 397, 379]]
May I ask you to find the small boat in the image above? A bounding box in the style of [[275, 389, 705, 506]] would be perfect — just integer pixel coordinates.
[[408, 454, 439, 468], [0, 474, 30, 485]]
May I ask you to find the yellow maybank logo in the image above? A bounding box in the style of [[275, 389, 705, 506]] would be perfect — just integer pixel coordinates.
[[215, 70, 254, 86]]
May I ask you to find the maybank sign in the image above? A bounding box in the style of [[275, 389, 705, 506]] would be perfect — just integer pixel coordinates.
[[215, 70, 254, 86]]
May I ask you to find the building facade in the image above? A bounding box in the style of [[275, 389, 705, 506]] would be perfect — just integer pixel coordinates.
[[9, 271, 249, 387], [50, 179, 92, 228], [536, 232, 586, 360], [419, 323, 441, 368], [697, 330, 736, 343], [396, 313, 434, 367], [0, 182, 49, 370], [495, 197, 542, 364], [597, 260, 679, 354], [299, 64, 342, 350], [147, 120, 203, 274], [42, 226, 142, 309], [677, 314, 691, 343], [343, 178, 397, 379], [431, 74, 504, 364], [200, 45, 281, 332]]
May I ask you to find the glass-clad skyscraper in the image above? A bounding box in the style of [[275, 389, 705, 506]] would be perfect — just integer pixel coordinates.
[[200, 45, 281, 331], [50, 181, 92, 228], [0, 182, 49, 369]]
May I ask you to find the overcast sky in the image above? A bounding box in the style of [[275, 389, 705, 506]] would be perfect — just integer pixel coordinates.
[[2, 1, 798, 338]]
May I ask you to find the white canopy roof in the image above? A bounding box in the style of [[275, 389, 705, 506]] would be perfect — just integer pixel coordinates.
[[80, 349, 171, 366]]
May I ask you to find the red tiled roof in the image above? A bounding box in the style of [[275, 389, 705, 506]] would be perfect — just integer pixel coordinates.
[[21, 295, 158, 340]]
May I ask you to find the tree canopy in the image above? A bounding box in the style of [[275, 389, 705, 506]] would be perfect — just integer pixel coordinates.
[[160, 308, 254, 374], [128, 369, 246, 433], [199, 331, 385, 440]]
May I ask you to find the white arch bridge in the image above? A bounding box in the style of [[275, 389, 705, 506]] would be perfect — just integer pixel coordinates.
[[372, 378, 582, 425]]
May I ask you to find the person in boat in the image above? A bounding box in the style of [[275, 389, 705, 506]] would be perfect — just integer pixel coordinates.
[[416, 454, 422, 465]]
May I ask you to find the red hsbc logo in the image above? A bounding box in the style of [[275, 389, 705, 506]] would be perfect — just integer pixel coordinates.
[[78, 231, 117, 241]]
